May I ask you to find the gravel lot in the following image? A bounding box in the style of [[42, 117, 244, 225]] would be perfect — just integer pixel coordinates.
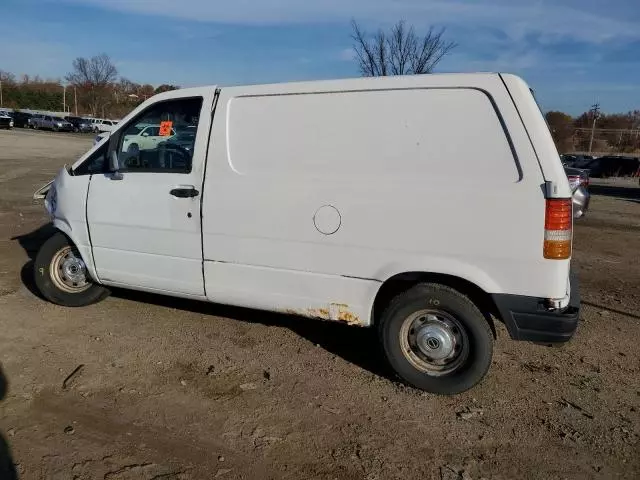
[[0, 129, 639, 480]]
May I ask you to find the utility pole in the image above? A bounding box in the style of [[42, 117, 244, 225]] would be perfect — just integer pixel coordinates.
[[0, 79, 3, 108], [62, 84, 66, 113], [588, 103, 600, 153], [74, 86, 78, 116]]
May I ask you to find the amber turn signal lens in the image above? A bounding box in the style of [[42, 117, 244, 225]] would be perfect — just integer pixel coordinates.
[[544, 198, 572, 260]]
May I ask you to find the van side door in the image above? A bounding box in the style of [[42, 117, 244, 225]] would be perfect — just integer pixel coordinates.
[[85, 90, 216, 296]]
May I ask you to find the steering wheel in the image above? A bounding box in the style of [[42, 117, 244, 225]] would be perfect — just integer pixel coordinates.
[[157, 142, 192, 169], [158, 142, 191, 157]]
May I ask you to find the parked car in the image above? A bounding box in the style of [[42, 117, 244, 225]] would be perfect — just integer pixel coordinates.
[[28, 114, 43, 128], [65, 116, 94, 133], [572, 155, 595, 168], [564, 166, 589, 191], [560, 154, 577, 167], [159, 125, 197, 153], [584, 156, 640, 178], [564, 166, 590, 217], [31, 115, 74, 132], [93, 119, 118, 133], [29, 115, 47, 129], [0, 111, 14, 129], [32, 73, 583, 395], [560, 154, 595, 168], [121, 124, 177, 152], [11, 111, 33, 128]]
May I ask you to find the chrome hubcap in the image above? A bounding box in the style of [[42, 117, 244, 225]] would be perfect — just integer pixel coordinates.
[[50, 246, 90, 293], [400, 310, 469, 376], [62, 256, 86, 283], [415, 320, 456, 360]]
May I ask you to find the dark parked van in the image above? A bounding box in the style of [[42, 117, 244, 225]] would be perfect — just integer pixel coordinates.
[[11, 111, 33, 128], [586, 156, 640, 178]]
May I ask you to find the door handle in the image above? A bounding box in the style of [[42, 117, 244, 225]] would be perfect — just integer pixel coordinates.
[[170, 187, 199, 198]]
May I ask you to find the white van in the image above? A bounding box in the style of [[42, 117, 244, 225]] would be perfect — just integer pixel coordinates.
[[33, 73, 583, 394]]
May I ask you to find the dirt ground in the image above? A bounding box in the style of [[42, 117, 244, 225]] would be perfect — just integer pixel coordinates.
[[0, 129, 638, 480]]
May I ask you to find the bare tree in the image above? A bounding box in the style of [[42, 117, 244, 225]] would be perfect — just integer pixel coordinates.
[[117, 77, 139, 96], [66, 54, 118, 116], [351, 20, 456, 77], [0, 70, 16, 84]]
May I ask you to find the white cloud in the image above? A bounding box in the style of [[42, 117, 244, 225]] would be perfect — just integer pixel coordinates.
[[57, 0, 640, 44]]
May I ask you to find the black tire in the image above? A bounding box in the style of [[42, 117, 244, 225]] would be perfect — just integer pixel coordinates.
[[379, 283, 493, 395], [34, 232, 109, 307]]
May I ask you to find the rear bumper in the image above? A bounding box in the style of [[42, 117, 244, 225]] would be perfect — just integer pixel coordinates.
[[492, 273, 580, 343]]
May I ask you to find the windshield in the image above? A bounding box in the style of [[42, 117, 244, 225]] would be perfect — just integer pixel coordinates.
[[53, 117, 65, 121], [128, 126, 144, 135]]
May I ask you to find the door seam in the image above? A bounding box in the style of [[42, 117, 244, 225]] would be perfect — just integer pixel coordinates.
[[200, 88, 221, 297]]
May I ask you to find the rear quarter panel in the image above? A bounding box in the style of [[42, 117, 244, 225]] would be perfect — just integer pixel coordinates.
[[201, 75, 567, 325]]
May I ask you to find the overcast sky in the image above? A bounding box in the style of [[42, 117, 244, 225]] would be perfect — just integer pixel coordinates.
[[1, 0, 639, 114]]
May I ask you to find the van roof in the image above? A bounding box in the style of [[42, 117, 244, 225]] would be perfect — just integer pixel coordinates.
[[152, 72, 514, 99]]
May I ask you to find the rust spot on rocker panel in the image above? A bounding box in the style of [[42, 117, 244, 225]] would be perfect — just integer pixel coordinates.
[[283, 304, 363, 326], [337, 310, 359, 325]]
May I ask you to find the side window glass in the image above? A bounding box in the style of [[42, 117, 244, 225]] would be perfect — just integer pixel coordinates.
[[73, 143, 108, 176], [117, 97, 202, 173]]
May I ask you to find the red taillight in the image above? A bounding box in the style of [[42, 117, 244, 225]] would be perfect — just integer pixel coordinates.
[[544, 198, 572, 259]]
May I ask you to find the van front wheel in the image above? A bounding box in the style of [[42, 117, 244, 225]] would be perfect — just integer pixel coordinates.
[[379, 283, 493, 395], [34, 232, 109, 307]]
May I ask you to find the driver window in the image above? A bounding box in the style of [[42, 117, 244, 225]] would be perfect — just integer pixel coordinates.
[[117, 97, 202, 173]]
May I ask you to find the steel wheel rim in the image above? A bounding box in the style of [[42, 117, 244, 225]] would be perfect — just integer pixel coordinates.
[[399, 309, 469, 376], [50, 246, 91, 293]]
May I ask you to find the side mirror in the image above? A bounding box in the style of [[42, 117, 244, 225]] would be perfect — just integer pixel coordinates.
[[109, 151, 123, 180], [142, 132, 149, 137]]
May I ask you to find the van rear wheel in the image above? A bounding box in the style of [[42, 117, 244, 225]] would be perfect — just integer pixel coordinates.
[[379, 283, 493, 395], [34, 232, 109, 307]]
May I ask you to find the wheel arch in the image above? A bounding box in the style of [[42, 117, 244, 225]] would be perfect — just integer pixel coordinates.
[[52, 219, 100, 284], [371, 271, 499, 338]]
